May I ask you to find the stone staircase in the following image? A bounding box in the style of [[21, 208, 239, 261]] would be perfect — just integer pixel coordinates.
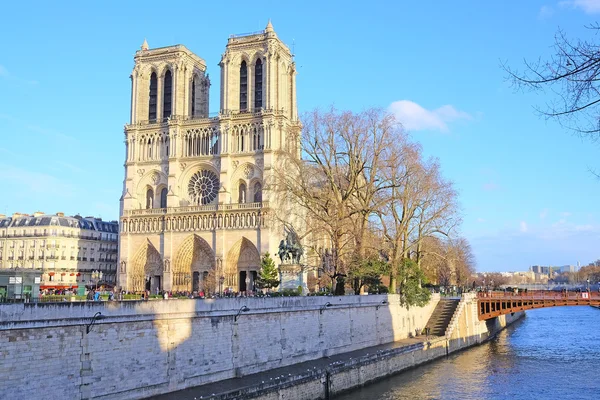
[[424, 298, 461, 337]]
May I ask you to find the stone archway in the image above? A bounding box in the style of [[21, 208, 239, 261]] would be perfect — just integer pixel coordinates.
[[173, 234, 215, 292], [225, 237, 261, 292], [130, 240, 163, 293]]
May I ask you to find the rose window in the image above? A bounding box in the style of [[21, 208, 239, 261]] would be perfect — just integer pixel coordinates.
[[188, 170, 219, 205]]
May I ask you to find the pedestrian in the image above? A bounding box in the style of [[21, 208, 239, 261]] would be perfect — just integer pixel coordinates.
[[93, 290, 100, 301], [163, 291, 168, 300]]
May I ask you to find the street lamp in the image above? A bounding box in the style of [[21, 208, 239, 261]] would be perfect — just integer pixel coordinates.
[[92, 270, 103, 290], [587, 278, 590, 292], [86, 312, 105, 334], [234, 305, 250, 322], [320, 302, 332, 314], [219, 276, 225, 296]]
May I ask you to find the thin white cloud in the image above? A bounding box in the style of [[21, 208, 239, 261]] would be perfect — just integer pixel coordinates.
[[0, 165, 76, 198], [540, 208, 549, 220], [0, 65, 8, 77], [477, 218, 486, 223], [560, 0, 600, 14], [520, 221, 528, 232], [388, 100, 472, 133]]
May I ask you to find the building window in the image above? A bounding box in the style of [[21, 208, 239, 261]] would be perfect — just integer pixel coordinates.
[[254, 59, 262, 109], [240, 61, 247, 111], [146, 188, 154, 209], [254, 182, 262, 203], [160, 188, 168, 208], [238, 183, 247, 204], [191, 77, 196, 116], [163, 70, 172, 119], [149, 72, 157, 122]]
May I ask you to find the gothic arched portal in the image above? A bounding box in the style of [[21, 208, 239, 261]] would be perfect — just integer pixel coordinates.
[[225, 237, 261, 292], [173, 234, 215, 292], [130, 240, 163, 292]]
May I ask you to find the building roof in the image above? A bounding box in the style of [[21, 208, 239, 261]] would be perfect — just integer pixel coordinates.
[[0, 213, 118, 233]]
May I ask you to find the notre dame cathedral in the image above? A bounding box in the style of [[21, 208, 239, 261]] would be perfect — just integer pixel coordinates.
[[118, 22, 301, 293]]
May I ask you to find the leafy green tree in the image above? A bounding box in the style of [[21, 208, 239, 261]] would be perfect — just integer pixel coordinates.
[[397, 258, 431, 307], [256, 252, 280, 290], [348, 257, 390, 295]]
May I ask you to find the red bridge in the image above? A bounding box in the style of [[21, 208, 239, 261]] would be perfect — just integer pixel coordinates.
[[477, 290, 600, 320]]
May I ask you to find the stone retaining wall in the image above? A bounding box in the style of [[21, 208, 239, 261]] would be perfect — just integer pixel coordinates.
[[0, 294, 439, 400]]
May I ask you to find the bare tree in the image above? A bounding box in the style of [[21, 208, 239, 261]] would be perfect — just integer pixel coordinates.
[[504, 25, 600, 140]]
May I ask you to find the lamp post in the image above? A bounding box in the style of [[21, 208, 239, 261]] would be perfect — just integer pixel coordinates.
[[219, 276, 224, 296], [587, 278, 590, 293], [92, 270, 103, 291]]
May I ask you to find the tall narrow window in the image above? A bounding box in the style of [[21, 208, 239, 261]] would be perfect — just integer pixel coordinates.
[[238, 183, 247, 203], [191, 77, 196, 117], [146, 188, 154, 209], [253, 182, 262, 203], [160, 188, 168, 208], [240, 61, 247, 111], [163, 70, 172, 119], [254, 59, 263, 109], [149, 72, 157, 122]]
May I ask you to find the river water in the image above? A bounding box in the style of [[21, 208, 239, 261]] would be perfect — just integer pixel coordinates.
[[336, 306, 600, 400]]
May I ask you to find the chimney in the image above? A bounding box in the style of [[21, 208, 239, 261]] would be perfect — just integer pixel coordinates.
[[56, 212, 65, 217], [33, 211, 45, 217]]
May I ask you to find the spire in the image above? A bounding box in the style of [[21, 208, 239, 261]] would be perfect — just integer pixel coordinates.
[[141, 38, 149, 51], [265, 20, 274, 33]]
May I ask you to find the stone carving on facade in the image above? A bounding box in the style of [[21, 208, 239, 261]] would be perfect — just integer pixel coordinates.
[[214, 158, 221, 170], [256, 159, 264, 170], [180, 162, 187, 171], [151, 171, 160, 185], [162, 164, 169, 175], [163, 258, 171, 272], [120, 261, 127, 273], [232, 160, 239, 169], [137, 169, 145, 177], [243, 164, 254, 179]]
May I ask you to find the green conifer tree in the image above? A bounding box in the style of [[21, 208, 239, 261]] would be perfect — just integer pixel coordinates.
[[256, 252, 280, 290]]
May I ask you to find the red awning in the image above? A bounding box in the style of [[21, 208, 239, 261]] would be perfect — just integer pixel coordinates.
[[40, 285, 78, 289], [48, 272, 55, 276]]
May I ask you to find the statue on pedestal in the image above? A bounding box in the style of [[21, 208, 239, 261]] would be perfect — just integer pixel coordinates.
[[277, 227, 304, 264]]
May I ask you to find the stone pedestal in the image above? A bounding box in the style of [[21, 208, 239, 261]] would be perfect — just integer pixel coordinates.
[[278, 263, 308, 294]]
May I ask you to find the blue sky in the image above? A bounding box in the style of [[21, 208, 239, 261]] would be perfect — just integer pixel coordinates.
[[1, 0, 599, 271]]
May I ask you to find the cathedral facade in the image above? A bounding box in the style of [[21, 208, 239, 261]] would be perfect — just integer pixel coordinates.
[[118, 22, 300, 293]]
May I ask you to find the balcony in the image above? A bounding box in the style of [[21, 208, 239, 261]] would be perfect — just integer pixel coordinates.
[[123, 201, 268, 217]]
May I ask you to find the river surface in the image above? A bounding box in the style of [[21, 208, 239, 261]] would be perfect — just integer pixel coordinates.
[[336, 306, 600, 400]]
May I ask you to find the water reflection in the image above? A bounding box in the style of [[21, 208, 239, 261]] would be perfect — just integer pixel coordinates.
[[336, 307, 600, 400]]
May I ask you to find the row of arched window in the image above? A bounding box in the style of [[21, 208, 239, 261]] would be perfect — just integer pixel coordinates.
[[148, 71, 173, 122], [232, 126, 263, 153], [138, 135, 170, 161], [239, 59, 263, 112], [123, 212, 265, 233], [184, 129, 219, 157], [146, 188, 168, 209], [238, 182, 262, 203]]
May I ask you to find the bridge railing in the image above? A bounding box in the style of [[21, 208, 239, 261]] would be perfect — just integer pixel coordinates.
[[476, 290, 600, 301]]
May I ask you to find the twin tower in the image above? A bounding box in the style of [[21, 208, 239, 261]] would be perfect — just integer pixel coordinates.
[[118, 22, 302, 294]]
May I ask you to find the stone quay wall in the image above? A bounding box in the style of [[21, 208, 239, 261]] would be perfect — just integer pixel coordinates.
[[210, 293, 525, 400], [0, 294, 439, 400]]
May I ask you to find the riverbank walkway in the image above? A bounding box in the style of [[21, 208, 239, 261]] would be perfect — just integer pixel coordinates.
[[147, 336, 434, 400]]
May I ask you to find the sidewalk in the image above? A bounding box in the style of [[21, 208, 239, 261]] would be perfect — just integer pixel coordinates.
[[147, 336, 433, 400]]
